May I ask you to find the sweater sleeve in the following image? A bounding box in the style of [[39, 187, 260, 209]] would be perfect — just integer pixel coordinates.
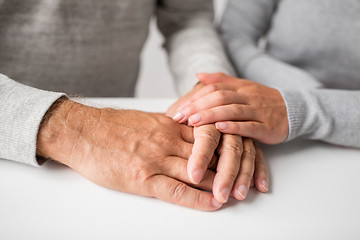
[[0, 74, 65, 166], [220, 0, 323, 89], [156, 0, 236, 96], [281, 88, 360, 147]]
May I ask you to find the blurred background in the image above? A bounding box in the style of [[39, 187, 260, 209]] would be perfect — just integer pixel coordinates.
[[135, 0, 228, 98]]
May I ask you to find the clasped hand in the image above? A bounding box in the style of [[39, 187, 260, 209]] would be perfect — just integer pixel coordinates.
[[167, 78, 269, 204], [172, 72, 289, 144], [37, 74, 273, 211]]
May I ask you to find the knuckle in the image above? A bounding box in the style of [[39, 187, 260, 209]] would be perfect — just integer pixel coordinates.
[[157, 114, 174, 125], [156, 116, 182, 133], [207, 84, 219, 93], [247, 123, 257, 136], [196, 127, 220, 148], [171, 182, 187, 203], [244, 146, 256, 157], [214, 90, 227, 103], [230, 122, 242, 133], [153, 132, 175, 146], [217, 169, 237, 182], [240, 171, 253, 181], [222, 143, 243, 156], [204, 109, 216, 121], [128, 162, 153, 183], [214, 72, 225, 78], [221, 135, 243, 155], [187, 102, 199, 113], [234, 104, 244, 116], [195, 192, 203, 208], [237, 92, 249, 101]]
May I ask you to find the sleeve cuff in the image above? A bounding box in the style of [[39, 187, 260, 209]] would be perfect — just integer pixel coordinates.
[[278, 89, 308, 142], [0, 75, 66, 166]]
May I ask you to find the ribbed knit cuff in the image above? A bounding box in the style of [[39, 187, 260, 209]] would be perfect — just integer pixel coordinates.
[[0, 75, 65, 166], [278, 89, 308, 142]]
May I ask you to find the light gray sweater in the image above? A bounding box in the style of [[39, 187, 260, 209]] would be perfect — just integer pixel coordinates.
[[221, 0, 360, 147], [0, 0, 234, 166]]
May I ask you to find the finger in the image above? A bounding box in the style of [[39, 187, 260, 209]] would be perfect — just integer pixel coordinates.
[[215, 121, 268, 143], [213, 134, 242, 203], [180, 124, 195, 143], [197, 72, 235, 85], [149, 175, 222, 211], [167, 82, 207, 117], [173, 86, 235, 123], [166, 99, 181, 117], [197, 72, 249, 87], [184, 84, 235, 106], [172, 139, 193, 160], [188, 104, 256, 126], [174, 90, 249, 124], [254, 145, 269, 193], [187, 125, 221, 184], [162, 157, 215, 192], [231, 138, 256, 200]]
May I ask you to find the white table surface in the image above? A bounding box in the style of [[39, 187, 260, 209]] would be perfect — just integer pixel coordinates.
[[1, 98, 360, 240]]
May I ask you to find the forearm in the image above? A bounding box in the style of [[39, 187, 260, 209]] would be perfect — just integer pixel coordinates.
[[168, 22, 235, 95], [220, 0, 322, 89], [281, 88, 360, 147], [0, 74, 65, 166], [243, 54, 323, 89], [157, 0, 235, 96]]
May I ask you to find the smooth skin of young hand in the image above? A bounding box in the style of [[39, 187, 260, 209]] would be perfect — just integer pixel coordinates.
[[167, 83, 269, 203], [37, 98, 223, 211], [172, 72, 289, 145]]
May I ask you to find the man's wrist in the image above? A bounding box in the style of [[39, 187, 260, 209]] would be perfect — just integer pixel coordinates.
[[36, 98, 100, 165], [36, 97, 74, 159]]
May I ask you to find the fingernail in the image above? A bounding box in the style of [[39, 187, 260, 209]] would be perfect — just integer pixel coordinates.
[[172, 112, 185, 122], [215, 122, 227, 130], [191, 169, 204, 184], [220, 187, 230, 203], [212, 197, 223, 208], [261, 179, 269, 191], [238, 185, 248, 200], [188, 114, 201, 125]]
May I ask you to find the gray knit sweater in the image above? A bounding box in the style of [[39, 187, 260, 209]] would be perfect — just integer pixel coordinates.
[[221, 0, 360, 147], [0, 0, 234, 166]]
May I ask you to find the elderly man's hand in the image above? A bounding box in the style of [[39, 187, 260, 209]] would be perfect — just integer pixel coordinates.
[[36, 99, 222, 211], [189, 125, 268, 203]]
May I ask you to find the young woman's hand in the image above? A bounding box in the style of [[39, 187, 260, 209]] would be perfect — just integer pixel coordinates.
[[172, 72, 289, 144]]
